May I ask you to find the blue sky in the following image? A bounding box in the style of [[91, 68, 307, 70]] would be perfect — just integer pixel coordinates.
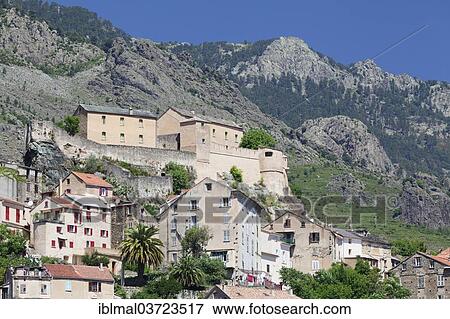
[[54, 0, 449, 82]]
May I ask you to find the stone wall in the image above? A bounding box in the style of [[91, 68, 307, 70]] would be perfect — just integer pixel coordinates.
[[103, 161, 172, 199], [30, 121, 196, 174], [156, 133, 179, 150]]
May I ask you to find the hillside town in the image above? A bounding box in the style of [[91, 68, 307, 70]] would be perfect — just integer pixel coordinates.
[[0, 103, 448, 299]]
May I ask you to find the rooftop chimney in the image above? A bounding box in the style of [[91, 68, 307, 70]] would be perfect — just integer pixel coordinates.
[[99, 263, 104, 271], [129, 107, 133, 116]]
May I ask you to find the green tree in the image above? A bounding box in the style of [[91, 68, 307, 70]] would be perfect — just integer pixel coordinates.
[[239, 128, 276, 150], [197, 256, 227, 285], [280, 259, 410, 299], [391, 239, 427, 257], [181, 226, 212, 258], [164, 162, 194, 194], [81, 250, 110, 267], [0, 225, 35, 281], [120, 225, 164, 283], [169, 256, 204, 290], [230, 165, 243, 183], [57, 115, 80, 136], [132, 276, 182, 299]]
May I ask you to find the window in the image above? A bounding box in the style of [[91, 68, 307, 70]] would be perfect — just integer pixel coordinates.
[[170, 218, 177, 230], [51, 240, 56, 248], [5, 206, 9, 221], [101, 116, 106, 124], [266, 264, 270, 273], [67, 225, 77, 233], [15, 209, 20, 223], [284, 218, 291, 228], [56, 226, 62, 234], [65, 280, 72, 292], [418, 276, 425, 289], [74, 212, 81, 224], [65, 189, 71, 194], [139, 135, 143, 144], [201, 138, 206, 144], [223, 230, 230, 242], [437, 275, 444, 287], [66, 178, 70, 185], [235, 134, 238, 142], [20, 284, 26, 295], [84, 228, 92, 236], [86, 241, 95, 248], [102, 214, 107, 222], [120, 133, 125, 143], [221, 197, 230, 208], [89, 282, 102, 293], [120, 117, 124, 126], [101, 132, 106, 141], [402, 263, 407, 271], [172, 253, 178, 263], [265, 151, 273, 157], [312, 260, 320, 271], [309, 232, 320, 243], [212, 129, 216, 137], [99, 187, 107, 197], [189, 200, 198, 210], [26, 182, 31, 192], [429, 260, 435, 269], [171, 233, 177, 247], [102, 243, 107, 248], [348, 249, 352, 255], [139, 119, 143, 128], [205, 183, 212, 191], [225, 131, 228, 140], [44, 201, 48, 208], [348, 238, 352, 244], [414, 257, 422, 267], [224, 212, 231, 224], [69, 241, 74, 248], [100, 230, 109, 238], [86, 211, 91, 222], [300, 221, 306, 228], [40, 284, 48, 295]]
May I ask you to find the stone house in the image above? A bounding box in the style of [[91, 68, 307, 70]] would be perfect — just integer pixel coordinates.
[[31, 195, 112, 264], [55, 171, 114, 198], [0, 161, 43, 206], [263, 212, 336, 274], [0, 197, 30, 237], [157, 177, 286, 283], [390, 249, 450, 299], [1, 264, 114, 299], [75, 103, 158, 148]]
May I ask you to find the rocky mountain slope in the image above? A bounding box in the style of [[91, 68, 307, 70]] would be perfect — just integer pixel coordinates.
[[169, 37, 450, 175]]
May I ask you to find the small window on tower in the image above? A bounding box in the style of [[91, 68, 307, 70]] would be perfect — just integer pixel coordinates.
[[139, 135, 143, 144], [101, 116, 106, 125], [120, 117, 124, 126], [101, 132, 106, 141], [139, 119, 143, 128], [120, 133, 125, 143]]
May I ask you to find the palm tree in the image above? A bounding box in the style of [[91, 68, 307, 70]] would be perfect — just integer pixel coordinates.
[[169, 256, 204, 293], [120, 224, 164, 282]]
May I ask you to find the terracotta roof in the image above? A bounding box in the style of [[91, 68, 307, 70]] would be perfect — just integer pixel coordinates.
[[0, 196, 25, 207], [50, 197, 80, 209], [429, 248, 450, 266], [44, 264, 114, 282], [208, 285, 300, 299], [72, 172, 112, 188]]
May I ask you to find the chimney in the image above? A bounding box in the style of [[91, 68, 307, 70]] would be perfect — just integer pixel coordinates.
[[99, 263, 104, 271], [129, 107, 133, 116]]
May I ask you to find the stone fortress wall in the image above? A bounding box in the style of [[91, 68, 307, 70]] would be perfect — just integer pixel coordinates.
[[29, 117, 290, 196]]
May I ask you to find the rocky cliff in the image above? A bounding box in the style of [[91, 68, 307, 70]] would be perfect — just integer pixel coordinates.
[[297, 116, 393, 174]]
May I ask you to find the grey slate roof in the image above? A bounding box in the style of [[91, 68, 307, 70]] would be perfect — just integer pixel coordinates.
[[78, 103, 157, 119], [167, 106, 242, 130]]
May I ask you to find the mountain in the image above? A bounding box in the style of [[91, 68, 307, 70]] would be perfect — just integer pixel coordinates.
[[168, 37, 450, 175]]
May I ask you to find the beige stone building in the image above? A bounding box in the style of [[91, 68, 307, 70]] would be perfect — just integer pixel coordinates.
[[31, 195, 112, 264], [264, 212, 336, 274], [1, 264, 114, 299], [66, 105, 290, 195], [0, 197, 30, 237], [55, 171, 114, 197], [390, 248, 450, 299], [157, 178, 289, 285], [75, 104, 158, 148]]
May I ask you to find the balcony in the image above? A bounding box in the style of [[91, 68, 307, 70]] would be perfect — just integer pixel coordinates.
[[33, 213, 64, 224]]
